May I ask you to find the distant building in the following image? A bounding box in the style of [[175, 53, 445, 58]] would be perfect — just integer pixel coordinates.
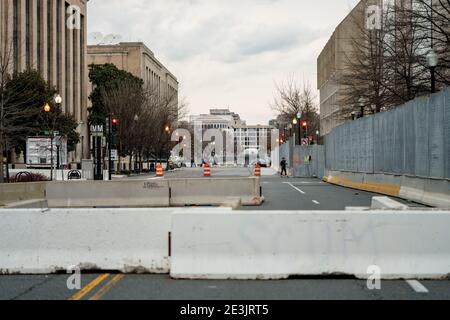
[[87, 42, 178, 102], [0, 0, 90, 164], [317, 0, 378, 136], [189, 109, 274, 161], [233, 124, 274, 153]]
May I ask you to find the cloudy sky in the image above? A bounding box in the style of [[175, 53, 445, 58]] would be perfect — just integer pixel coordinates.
[[88, 0, 360, 124]]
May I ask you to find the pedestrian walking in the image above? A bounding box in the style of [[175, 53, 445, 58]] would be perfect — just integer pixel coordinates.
[[280, 157, 288, 177]]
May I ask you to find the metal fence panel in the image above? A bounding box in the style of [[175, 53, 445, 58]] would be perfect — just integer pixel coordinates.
[[428, 93, 446, 179], [404, 100, 416, 175], [325, 88, 450, 180], [445, 90, 450, 179], [414, 96, 430, 177]]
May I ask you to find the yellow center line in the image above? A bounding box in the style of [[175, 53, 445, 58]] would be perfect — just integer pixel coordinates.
[[69, 273, 110, 301], [89, 274, 125, 301]]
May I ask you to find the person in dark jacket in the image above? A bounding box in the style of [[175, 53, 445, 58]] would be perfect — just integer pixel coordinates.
[[280, 157, 288, 177]]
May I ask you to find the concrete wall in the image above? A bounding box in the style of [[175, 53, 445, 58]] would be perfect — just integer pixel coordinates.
[[171, 211, 450, 280]]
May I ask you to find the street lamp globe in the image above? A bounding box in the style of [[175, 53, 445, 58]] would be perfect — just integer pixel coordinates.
[[292, 118, 298, 125], [54, 94, 62, 105], [43, 103, 51, 113], [297, 112, 302, 119], [134, 114, 139, 122], [426, 49, 438, 68]]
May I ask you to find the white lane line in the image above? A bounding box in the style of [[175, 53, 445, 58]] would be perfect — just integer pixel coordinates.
[[284, 182, 305, 195], [406, 280, 429, 293], [312, 200, 320, 205]]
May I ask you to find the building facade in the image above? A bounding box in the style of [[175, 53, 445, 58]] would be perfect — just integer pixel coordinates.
[[87, 42, 178, 102], [0, 0, 89, 163], [317, 0, 379, 136]]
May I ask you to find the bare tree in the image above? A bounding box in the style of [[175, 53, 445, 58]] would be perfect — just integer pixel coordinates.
[[408, 0, 450, 87], [101, 79, 187, 172], [271, 77, 320, 140], [339, 2, 391, 119]]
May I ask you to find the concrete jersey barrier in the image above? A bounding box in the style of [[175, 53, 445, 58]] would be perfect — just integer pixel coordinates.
[[46, 180, 170, 208], [168, 177, 262, 206], [0, 208, 173, 274], [0, 182, 46, 206], [171, 211, 450, 280]]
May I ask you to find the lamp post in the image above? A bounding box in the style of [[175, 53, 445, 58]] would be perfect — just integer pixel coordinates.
[[44, 95, 61, 181], [133, 114, 139, 172], [426, 49, 438, 94]]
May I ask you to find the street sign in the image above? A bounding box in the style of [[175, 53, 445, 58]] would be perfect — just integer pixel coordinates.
[[90, 124, 104, 137], [26, 137, 68, 168], [111, 149, 118, 161]]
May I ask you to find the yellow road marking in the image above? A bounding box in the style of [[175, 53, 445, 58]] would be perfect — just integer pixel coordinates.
[[69, 273, 110, 301], [89, 274, 125, 301]]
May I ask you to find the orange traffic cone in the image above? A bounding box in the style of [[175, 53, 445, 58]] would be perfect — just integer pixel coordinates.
[[204, 163, 211, 177], [254, 163, 261, 177], [156, 163, 164, 177]]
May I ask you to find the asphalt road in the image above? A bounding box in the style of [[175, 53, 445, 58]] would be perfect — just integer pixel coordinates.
[[1, 274, 449, 300], [0, 167, 438, 300]]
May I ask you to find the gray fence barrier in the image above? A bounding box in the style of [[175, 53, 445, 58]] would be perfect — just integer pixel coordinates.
[[325, 88, 450, 180]]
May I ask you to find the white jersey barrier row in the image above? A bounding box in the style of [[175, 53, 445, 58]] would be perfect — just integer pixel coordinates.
[[0, 208, 232, 275], [171, 211, 450, 280], [2, 178, 262, 208]]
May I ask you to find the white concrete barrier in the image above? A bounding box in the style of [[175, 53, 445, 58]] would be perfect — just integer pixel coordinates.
[[46, 180, 170, 208], [371, 197, 409, 210], [171, 211, 450, 280], [0, 208, 173, 274], [0, 207, 235, 275], [168, 177, 263, 206]]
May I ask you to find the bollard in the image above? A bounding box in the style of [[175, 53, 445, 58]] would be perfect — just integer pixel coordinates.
[[156, 164, 164, 177], [204, 163, 211, 177]]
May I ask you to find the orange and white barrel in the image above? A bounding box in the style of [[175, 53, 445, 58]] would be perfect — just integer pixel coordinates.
[[254, 163, 261, 177], [204, 163, 211, 177], [156, 164, 164, 177]]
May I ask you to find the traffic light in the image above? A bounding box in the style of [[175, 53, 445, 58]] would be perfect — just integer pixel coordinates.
[[111, 117, 119, 134], [302, 121, 308, 129]]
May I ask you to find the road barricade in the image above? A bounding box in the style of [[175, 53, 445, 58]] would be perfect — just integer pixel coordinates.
[[156, 164, 164, 177], [168, 177, 263, 206], [203, 163, 211, 177], [171, 211, 450, 280], [254, 164, 261, 177], [46, 180, 170, 208]]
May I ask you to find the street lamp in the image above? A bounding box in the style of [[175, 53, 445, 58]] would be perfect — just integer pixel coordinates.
[[426, 49, 438, 93], [54, 94, 62, 105], [43, 102, 56, 181]]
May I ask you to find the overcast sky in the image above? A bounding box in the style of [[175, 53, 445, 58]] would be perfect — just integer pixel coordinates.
[[88, 0, 360, 125]]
